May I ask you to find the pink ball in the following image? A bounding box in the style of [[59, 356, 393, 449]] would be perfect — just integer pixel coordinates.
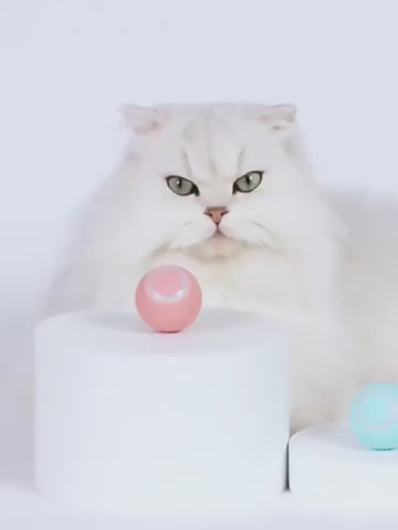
[[135, 265, 202, 333]]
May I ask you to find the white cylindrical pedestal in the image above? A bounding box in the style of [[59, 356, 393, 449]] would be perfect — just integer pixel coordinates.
[[34, 309, 289, 517], [289, 423, 398, 507]]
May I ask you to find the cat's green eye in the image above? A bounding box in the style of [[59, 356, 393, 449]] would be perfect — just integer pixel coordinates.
[[166, 176, 199, 196], [233, 171, 263, 194]]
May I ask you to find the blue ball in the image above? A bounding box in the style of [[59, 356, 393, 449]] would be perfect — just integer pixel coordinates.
[[349, 383, 398, 451]]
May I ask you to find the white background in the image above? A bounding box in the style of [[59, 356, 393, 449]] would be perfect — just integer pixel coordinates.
[[1, 0, 398, 527]]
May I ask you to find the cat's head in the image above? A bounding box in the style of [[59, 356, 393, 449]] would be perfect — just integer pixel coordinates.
[[107, 103, 319, 262]]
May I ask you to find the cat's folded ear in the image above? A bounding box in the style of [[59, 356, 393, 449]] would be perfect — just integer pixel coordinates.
[[120, 104, 164, 134], [258, 104, 297, 136]]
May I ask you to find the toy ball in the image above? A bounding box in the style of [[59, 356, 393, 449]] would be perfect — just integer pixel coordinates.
[[349, 383, 398, 451], [135, 265, 202, 333]]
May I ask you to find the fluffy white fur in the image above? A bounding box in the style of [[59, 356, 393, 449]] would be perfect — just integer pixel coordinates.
[[44, 103, 398, 431]]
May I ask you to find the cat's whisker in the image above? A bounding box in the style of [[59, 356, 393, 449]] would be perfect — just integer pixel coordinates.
[[246, 220, 283, 253]]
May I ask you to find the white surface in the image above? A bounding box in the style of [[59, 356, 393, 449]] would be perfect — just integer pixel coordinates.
[[2, 480, 398, 530], [289, 423, 398, 507], [34, 309, 289, 517]]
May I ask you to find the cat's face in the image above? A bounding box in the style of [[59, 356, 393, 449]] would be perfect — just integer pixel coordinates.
[[121, 103, 313, 260]]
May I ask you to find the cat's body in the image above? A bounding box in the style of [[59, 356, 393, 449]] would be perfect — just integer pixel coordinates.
[[45, 103, 398, 431]]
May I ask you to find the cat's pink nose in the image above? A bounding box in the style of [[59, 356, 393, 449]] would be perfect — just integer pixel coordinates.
[[204, 206, 229, 225]]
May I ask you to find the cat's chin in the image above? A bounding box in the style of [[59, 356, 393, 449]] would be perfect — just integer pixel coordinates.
[[189, 233, 244, 259]]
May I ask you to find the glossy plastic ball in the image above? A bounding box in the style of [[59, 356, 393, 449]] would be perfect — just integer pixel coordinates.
[[135, 265, 202, 333], [349, 383, 398, 451]]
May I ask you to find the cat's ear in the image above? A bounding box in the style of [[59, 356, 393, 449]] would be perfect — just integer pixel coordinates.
[[258, 104, 297, 137], [120, 104, 163, 134]]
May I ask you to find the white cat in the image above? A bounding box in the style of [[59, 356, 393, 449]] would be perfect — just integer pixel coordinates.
[[44, 103, 398, 431]]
